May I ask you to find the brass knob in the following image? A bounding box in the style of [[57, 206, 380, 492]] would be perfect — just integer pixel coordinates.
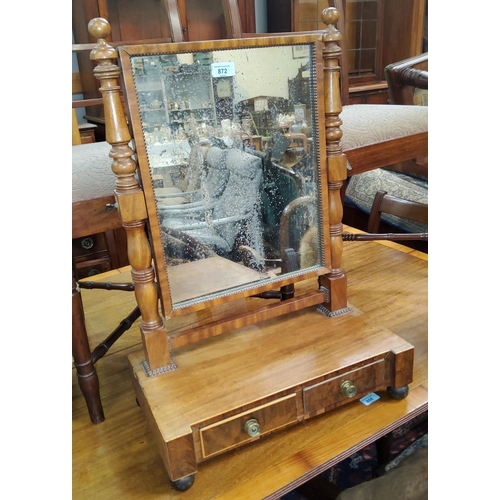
[[244, 418, 261, 437], [81, 237, 94, 250], [340, 380, 357, 398]]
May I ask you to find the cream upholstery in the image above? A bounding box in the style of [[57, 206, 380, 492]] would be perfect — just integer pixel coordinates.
[[341, 94, 428, 235], [340, 104, 428, 152], [345, 168, 427, 233], [72, 142, 115, 203]]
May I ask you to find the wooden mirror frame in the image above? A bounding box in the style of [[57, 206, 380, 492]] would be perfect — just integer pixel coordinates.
[[89, 8, 348, 374], [120, 40, 332, 311]]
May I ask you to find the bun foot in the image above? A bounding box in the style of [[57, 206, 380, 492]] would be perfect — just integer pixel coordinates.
[[170, 474, 195, 492], [387, 385, 409, 400]]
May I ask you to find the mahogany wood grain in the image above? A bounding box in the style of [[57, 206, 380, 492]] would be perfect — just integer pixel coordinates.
[[199, 394, 297, 458], [222, 0, 243, 38], [169, 289, 327, 349], [367, 190, 428, 234], [345, 132, 428, 177], [72, 196, 122, 239], [127, 309, 413, 481], [72, 109, 82, 146], [72, 231, 427, 499], [72, 98, 103, 108], [381, 0, 426, 70], [237, 0, 256, 33], [163, 0, 185, 42]]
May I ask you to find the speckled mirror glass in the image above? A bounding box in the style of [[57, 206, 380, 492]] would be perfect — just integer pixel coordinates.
[[119, 38, 329, 313]]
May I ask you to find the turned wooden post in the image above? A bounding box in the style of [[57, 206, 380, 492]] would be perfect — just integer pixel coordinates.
[[318, 7, 349, 316], [88, 18, 174, 373]]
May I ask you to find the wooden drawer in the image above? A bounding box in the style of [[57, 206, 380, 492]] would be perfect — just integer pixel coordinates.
[[303, 358, 386, 415], [199, 394, 297, 459], [74, 257, 112, 279], [73, 233, 108, 258]]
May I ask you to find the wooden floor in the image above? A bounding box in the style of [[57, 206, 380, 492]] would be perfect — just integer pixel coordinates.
[[72, 230, 427, 499]]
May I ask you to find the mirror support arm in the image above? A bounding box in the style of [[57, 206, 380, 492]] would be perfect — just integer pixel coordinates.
[[318, 7, 349, 316], [89, 18, 175, 373]]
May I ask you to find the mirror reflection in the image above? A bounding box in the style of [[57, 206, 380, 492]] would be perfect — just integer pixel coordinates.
[[131, 44, 323, 307]]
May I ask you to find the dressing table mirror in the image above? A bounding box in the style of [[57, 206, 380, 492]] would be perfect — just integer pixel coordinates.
[[87, 8, 414, 491], [123, 41, 331, 316]]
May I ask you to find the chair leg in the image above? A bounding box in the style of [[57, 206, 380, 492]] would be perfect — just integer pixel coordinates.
[[72, 277, 105, 424]]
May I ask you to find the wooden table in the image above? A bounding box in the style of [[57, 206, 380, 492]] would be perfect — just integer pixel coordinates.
[[72, 228, 427, 499]]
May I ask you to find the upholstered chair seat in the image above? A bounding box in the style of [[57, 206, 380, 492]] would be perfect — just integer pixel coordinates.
[[340, 104, 428, 153], [72, 142, 116, 203], [340, 104, 428, 233], [345, 167, 428, 233], [340, 65, 428, 236]]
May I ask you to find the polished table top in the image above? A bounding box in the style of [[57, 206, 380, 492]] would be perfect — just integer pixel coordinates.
[[72, 227, 428, 499]]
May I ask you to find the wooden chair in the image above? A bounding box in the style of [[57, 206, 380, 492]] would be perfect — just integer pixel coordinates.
[[72, 152, 139, 424], [383, 53, 428, 179], [342, 50, 428, 240], [328, 0, 427, 179], [385, 53, 428, 106], [72, 22, 177, 423], [72, 274, 139, 424], [72, 97, 136, 423], [367, 191, 428, 234]]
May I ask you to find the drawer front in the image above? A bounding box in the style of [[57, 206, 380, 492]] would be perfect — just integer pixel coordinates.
[[303, 359, 386, 415], [74, 258, 112, 279], [199, 394, 297, 459], [73, 233, 108, 258]]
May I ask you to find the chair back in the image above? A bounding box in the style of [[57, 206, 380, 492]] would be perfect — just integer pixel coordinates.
[[367, 190, 428, 233], [385, 53, 428, 106]]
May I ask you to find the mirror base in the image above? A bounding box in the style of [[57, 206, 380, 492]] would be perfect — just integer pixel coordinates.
[[129, 308, 414, 482]]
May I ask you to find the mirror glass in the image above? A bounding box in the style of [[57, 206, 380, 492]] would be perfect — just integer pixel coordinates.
[[127, 43, 325, 311]]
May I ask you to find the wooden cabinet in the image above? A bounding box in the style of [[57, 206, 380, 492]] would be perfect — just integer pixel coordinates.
[[286, 0, 427, 103], [72, 228, 129, 280], [133, 58, 218, 135], [72, 0, 176, 135], [73, 0, 425, 109], [348, 83, 391, 104], [73, 232, 112, 278], [72, 0, 255, 46], [72, 192, 129, 280]]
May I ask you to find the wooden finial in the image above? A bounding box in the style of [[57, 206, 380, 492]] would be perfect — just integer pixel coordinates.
[[321, 7, 342, 42], [88, 18, 117, 62], [88, 17, 111, 41]]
